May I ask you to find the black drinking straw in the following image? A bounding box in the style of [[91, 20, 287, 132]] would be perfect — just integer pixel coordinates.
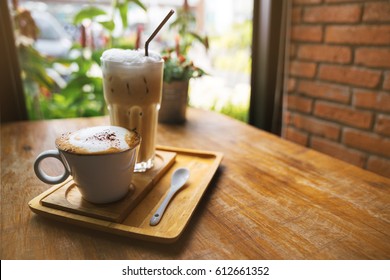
[[145, 9, 175, 57]]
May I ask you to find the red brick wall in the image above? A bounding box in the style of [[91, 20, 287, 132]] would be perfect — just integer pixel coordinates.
[[283, 0, 390, 178]]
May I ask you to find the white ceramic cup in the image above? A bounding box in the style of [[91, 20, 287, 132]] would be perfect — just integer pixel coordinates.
[[34, 126, 140, 204]]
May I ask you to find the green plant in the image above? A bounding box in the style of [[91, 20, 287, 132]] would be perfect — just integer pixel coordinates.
[[14, 0, 147, 120], [72, 0, 146, 48], [18, 44, 57, 120], [42, 0, 147, 118], [162, 49, 206, 83], [216, 101, 249, 123], [41, 49, 106, 119], [169, 0, 207, 56], [212, 20, 252, 74], [162, 0, 208, 83], [12, 6, 58, 120]]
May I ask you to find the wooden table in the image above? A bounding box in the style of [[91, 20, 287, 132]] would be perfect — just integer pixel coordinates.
[[1, 108, 390, 259]]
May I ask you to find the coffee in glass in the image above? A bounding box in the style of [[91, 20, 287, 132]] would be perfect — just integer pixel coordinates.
[[101, 49, 164, 172]]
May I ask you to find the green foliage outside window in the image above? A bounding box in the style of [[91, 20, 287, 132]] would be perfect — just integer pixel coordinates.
[[13, 0, 146, 120], [13, 0, 251, 122]]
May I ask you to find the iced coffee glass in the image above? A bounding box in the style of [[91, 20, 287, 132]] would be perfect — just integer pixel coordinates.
[[101, 49, 164, 172]]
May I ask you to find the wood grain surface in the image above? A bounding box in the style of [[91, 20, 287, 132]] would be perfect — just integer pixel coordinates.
[[1, 108, 390, 259]]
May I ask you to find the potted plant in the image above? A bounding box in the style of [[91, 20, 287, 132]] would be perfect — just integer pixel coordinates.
[[158, 0, 208, 124]]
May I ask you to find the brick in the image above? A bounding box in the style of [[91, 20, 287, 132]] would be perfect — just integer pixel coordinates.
[[298, 44, 351, 63], [287, 95, 313, 113], [384, 72, 390, 90], [363, 2, 390, 22], [355, 48, 390, 68], [353, 90, 390, 112], [343, 128, 390, 157], [290, 43, 297, 58], [367, 156, 390, 178], [325, 0, 365, 3], [292, 7, 302, 23], [288, 78, 297, 92], [293, 0, 322, 5], [298, 80, 350, 103], [291, 25, 323, 42], [375, 114, 390, 137], [283, 111, 293, 126], [314, 101, 373, 129], [318, 65, 381, 88], [289, 61, 317, 78], [311, 136, 366, 167], [293, 114, 341, 140], [325, 25, 390, 45], [303, 5, 361, 23], [284, 127, 309, 146]]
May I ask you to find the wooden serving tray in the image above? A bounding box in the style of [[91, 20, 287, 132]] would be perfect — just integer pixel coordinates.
[[29, 146, 223, 243]]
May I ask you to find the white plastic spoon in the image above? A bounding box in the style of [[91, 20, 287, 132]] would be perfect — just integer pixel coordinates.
[[150, 167, 190, 226]]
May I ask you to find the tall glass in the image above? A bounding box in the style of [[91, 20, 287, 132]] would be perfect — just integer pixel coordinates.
[[101, 49, 164, 172]]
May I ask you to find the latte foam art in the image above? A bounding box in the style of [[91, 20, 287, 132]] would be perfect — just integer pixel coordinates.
[[56, 126, 140, 154]]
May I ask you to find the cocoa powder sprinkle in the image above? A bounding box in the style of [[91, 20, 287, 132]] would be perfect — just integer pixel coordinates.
[[85, 131, 121, 149]]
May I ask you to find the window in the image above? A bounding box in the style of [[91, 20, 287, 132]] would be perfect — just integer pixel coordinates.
[[9, 0, 254, 122]]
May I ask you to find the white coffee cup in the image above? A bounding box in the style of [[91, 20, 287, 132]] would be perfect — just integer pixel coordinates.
[[34, 126, 141, 204]]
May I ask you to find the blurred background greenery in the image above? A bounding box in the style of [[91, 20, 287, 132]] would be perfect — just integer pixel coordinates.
[[12, 0, 253, 122]]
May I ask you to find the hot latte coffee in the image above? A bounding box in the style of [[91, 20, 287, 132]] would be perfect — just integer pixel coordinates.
[[34, 125, 141, 203]]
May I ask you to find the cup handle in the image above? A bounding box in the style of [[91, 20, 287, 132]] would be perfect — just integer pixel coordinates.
[[34, 150, 70, 184]]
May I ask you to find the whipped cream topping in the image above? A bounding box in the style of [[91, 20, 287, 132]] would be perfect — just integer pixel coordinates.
[[101, 49, 162, 65]]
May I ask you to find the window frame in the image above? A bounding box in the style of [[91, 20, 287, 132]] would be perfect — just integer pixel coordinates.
[[249, 0, 288, 135], [0, 0, 28, 122], [1, 0, 288, 129]]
